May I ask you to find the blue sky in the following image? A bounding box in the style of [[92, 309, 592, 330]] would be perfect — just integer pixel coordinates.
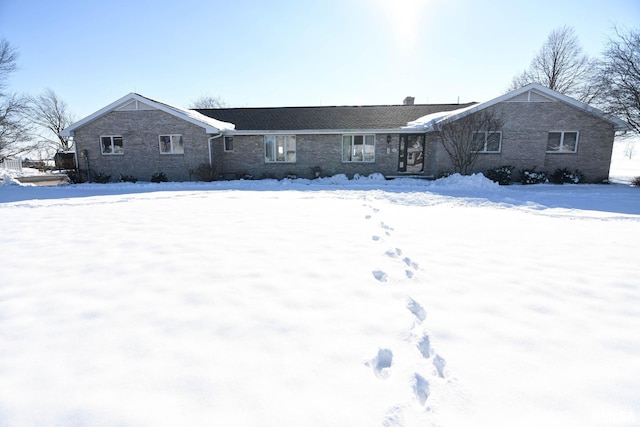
[[1, 0, 638, 119]]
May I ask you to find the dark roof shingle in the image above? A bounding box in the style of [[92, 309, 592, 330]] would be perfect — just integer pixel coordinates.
[[195, 103, 476, 131]]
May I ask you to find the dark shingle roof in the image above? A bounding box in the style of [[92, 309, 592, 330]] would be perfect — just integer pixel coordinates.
[[195, 103, 476, 131]]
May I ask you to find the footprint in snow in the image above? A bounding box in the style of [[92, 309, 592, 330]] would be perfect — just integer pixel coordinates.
[[433, 354, 446, 378], [367, 348, 393, 379], [417, 334, 432, 359], [380, 222, 394, 235], [407, 298, 426, 323], [385, 248, 402, 258], [413, 374, 430, 405], [372, 270, 388, 282], [405, 270, 414, 279], [403, 257, 419, 270], [372, 235, 381, 241]]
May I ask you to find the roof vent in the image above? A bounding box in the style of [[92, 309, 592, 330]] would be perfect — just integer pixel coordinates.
[[403, 96, 415, 106]]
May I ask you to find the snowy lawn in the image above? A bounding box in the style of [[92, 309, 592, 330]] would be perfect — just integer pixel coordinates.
[[1, 151, 639, 426]]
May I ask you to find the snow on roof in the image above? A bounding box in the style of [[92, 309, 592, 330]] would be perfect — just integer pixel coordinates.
[[183, 109, 235, 132], [404, 83, 630, 132], [140, 94, 235, 132], [403, 103, 478, 130], [61, 93, 235, 136]]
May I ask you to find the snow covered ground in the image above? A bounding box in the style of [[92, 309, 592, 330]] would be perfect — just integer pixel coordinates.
[[0, 143, 639, 426]]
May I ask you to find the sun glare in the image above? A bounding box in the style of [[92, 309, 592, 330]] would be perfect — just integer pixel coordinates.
[[369, 0, 434, 52]]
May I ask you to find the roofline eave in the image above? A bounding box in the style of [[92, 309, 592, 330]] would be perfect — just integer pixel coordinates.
[[223, 128, 431, 136]]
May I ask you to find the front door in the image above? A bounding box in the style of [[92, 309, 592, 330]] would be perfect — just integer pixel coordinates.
[[398, 134, 425, 173]]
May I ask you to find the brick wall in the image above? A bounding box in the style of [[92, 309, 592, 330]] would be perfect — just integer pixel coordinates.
[[75, 110, 409, 181], [73, 110, 212, 181], [219, 133, 400, 179], [73, 100, 616, 183], [431, 101, 616, 182]]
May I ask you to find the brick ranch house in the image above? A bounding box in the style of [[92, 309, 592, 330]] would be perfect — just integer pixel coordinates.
[[61, 83, 628, 183]]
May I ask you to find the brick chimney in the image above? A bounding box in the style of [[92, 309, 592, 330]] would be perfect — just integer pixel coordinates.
[[403, 96, 415, 105]]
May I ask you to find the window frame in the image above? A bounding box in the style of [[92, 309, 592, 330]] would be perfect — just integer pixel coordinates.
[[472, 131, 502, 153], [100, 135, 124, 155], [264, 135, 296, 163], [158, 134, 184, 155], [546, 131, 579, 153], [224, 136, 234, 152], [342, 134, 376, 163]]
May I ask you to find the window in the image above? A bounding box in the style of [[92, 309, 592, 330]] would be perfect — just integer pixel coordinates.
[[342, 134, 375, 162], [159, 134, 184, 154], [547, 131, 578, 153], [224, 136, 234, 152], [265, 135, 296, 162], [472, 131, 501, 153], [100, 136, 124, 155]]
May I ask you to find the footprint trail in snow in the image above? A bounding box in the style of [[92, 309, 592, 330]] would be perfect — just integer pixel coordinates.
[[363, 202, 452, 423]]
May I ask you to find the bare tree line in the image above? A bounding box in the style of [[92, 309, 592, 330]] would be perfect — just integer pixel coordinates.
[[0, 40, 75, 160], [509, 25, 639, 134], [0, 40, 32, 159]]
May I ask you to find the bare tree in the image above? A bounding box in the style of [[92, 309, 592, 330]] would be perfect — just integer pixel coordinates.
[[433, 110, 504, 175], [0, 94, 33, 158], [595, 27, 640, 135], [189, 94, 227, 109], [0, 39, 34, 158], [27, 88, 75, 151], [509, 26, 596, 103], [623, 140, 636, 159], [0, 39, 18, 93]]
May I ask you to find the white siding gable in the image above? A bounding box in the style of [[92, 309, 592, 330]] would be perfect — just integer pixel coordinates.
[[506, 89, 556, 103], [116, 99, 156, 111]]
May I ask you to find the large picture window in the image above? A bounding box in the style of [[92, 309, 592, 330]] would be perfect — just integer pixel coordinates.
[[547, 131, 578, 153], [472, 131, 501, 153], [159, 134, 184, 154], [342, 134, 375, 162], [265, 135, 296, 162], [100, 136, 124, 155]]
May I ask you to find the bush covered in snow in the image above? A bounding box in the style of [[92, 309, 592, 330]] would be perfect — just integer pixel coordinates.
[[66, 169, 83, 184], [119, 174, 138, 183], [520, 167, 549, 185], [92, 172, 111, 183], [151, 172, 168, 183], [550, 168, 585, 184], [353, 173, 386, 181], [485, 165, 515, 185]]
